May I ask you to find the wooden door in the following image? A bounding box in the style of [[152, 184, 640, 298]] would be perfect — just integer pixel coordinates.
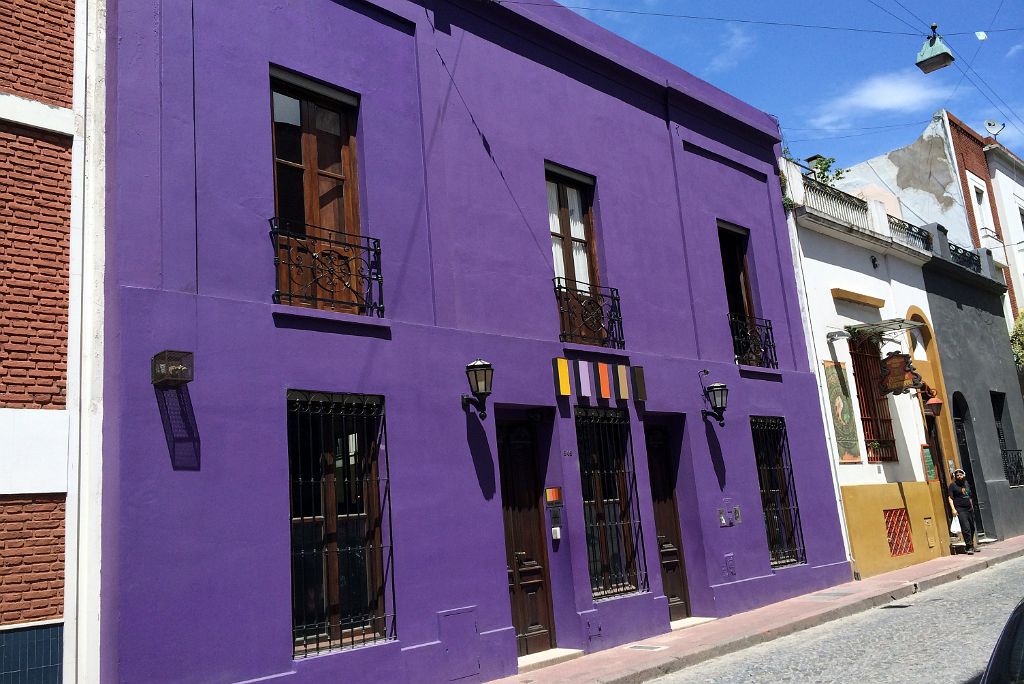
[[497, 421, 555, 657], [645, 426, 690, 621], [953, 417, 986, 535]]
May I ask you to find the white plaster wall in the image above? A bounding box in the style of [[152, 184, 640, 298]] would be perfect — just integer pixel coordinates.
[[0, 409, 69, 494], [988, 152, 1024, 325], [837, 116, 972, 247], [797, 227, 931, 489]]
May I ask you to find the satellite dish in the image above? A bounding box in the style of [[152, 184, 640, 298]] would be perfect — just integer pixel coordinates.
[[985, 120, 1006, 137]]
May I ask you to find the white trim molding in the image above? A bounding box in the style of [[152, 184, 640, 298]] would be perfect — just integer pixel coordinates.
[[0, 91, 74, 136]]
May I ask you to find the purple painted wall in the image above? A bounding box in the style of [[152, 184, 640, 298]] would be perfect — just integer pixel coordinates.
[[103, 0, 849, 681]]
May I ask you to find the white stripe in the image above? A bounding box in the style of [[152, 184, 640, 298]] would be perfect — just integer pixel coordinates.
[[0, 91, 74, 136]]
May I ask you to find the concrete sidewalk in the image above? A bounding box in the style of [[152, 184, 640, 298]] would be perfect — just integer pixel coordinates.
[[498, 535, 1024, 684]]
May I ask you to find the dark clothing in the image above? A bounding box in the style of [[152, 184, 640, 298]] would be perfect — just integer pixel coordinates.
[[957, 507, 977, 551], [950, 480, 973, 509]]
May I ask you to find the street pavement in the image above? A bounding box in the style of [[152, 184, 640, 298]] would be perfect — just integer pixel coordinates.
[[652, 554, 1024, 684]]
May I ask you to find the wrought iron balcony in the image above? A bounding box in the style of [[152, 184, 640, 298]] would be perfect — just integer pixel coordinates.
[[1002, 449, 1024, 487], [728, 313, 779, 369], [888, 215, 933, 252], [554, 277, 624, 349], [270, 217, 384, 316], [949, 242, 981, 273]]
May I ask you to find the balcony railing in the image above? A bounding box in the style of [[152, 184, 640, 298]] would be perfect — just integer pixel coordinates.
[[1002, 449, 1024, 487], [728, 313, 779, 369], [948, 242, 982, 273], [554, 277, 624, 349], [888, 215, 933, 252], [270, 217, 384, 316], [802, 176, 870, 231]]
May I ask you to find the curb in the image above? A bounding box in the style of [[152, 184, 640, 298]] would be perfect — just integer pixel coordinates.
[[528, 544, 1024, 684]]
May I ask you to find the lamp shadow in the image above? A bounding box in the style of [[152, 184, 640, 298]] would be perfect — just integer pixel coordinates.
[[155, 385, 201, 471], [466, 411, 496, 500], [704, 419, 727, 491]]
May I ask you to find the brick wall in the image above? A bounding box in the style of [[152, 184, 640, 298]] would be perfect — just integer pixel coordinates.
[[0, 121, 71, 409], [0, 0, 76, 108], [947, 112, 1018, 318], [0, 494, 65, 625]]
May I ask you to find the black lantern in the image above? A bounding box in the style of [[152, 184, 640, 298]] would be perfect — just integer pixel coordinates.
[[699, 369, 728, 426], [462, 359, 493, 419], [151, 350, 194, 387]]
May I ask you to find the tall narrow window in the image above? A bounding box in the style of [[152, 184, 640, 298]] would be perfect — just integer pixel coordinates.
[[849, 337, 897, 462], [548, 170, 624, 348], [576, 407, 647, 598], [750, 416, 806, 568], [287, 391, 395, 657], [720, 224, 777, 368], [992, 393, 1024, 486], [271, 80, 382, 315]]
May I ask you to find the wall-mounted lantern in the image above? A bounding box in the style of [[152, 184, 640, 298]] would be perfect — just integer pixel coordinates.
[[699, 369, 729, 426], [151, 350, 194, 387], [826, 330, 852, 343], [916, 24, 955, 74], [462, 359, 494, 419], [924, 396, 944, 417]]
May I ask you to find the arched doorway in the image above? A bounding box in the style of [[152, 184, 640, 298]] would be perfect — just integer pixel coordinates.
[[951, 393, 987, 536]]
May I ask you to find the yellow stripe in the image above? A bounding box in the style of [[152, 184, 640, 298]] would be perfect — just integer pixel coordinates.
[[617, 365, 629, 400], [556, 358, 571, 396]]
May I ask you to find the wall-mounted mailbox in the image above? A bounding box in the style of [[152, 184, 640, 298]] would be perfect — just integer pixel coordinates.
[[151, 350, 194, 387]]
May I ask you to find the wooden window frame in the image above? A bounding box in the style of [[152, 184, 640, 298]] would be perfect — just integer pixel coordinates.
[[849, 337, 898, 463], [547, 172, 601, 291], [718, 223, 757, 320]]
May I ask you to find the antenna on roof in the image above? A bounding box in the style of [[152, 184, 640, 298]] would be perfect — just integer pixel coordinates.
[[984, 120, 1006, 139]]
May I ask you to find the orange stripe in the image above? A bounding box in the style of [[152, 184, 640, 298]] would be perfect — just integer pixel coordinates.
[[599, 363, 611, 399]]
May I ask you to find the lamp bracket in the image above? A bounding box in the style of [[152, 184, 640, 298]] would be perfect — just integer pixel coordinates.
[[462, 394, 488, 419]]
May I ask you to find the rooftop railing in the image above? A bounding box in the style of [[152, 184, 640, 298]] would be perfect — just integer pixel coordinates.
[[888, 215, 933, 251], [802, 176, 870, 232], [949, 242, 982, 273]]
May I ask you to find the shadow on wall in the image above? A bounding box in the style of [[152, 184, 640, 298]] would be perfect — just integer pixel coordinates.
[[466, 412, 496, 500], [705, 419, 727, 491], [155, 385, 201, 471]]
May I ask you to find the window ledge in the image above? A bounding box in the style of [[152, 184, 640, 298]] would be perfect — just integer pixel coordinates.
[[562, 342, 630, 358], [737, 364, 783, 378], [271, 304, 392, 331]]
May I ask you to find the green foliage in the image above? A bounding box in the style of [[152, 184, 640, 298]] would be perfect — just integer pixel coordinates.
[[1011, 312, 1024, 367], [808, 156, 847, 186]]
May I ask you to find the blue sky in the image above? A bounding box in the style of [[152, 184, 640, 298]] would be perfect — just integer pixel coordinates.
[[557, 0, 1024, 167]]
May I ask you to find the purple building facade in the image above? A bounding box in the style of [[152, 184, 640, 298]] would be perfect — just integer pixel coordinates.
[[102, 0, 850, 681]]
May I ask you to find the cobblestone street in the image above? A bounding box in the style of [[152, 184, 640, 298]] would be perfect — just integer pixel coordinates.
[[653, 554, 1024, 684]]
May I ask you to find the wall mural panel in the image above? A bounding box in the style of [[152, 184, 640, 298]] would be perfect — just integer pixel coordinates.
[[825, 360, 861, 462]]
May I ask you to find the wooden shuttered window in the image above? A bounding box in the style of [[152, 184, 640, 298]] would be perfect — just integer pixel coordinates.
[[849, 338, 898, 463]]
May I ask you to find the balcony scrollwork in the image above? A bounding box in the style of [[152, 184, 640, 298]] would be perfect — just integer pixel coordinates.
[[270, 217, 384, 316], [554, 277, 624, 349], [728, 313, 779, 369]]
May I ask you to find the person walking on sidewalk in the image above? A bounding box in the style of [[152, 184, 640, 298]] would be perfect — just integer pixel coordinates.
[[949, 468, 977, 554]]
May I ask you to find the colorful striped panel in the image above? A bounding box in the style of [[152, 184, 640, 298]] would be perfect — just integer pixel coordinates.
[[598, 363, 611, 399], [554, 358, 571, 396], [616, 365, 629, 400], [632, 366, 647, 402], [576, 360, 592, 398]]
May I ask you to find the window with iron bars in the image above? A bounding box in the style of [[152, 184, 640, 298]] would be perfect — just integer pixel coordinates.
[[287, 391, 396, 657], [883, 507, 914, 557], [575, 407, 648, 599], [849, 337, 898, 463], [750, 416, 807, 568]]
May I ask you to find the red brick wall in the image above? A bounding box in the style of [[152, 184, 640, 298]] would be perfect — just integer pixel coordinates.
[[0, 0, 76, 108], [0, 494, 65, 625], [0, 121, 71, 409], [947, 113, 1018, 318]]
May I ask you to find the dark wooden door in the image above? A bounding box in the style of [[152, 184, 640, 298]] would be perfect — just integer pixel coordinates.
[[953, 417, 986, 535], [645, 426, 690, 621], [497, 421, 555, 657]]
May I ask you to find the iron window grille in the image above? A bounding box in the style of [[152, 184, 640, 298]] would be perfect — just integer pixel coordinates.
[[271, 218, 384, 316], [1002, 449, 1024, 487], [849, 337, 898, 463], [575, 407, 648, 598], [883, 508, 914, 557], [750, 416, 807, 568], [728, 313, 779, 369], [554, 277, 625, 349], [287, 391, 396, 657]]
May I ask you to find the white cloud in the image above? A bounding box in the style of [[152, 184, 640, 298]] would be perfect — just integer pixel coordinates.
[[706, 24, 754, 74], [1007, 43, 1024, 59], [809, 70, 953, 130]]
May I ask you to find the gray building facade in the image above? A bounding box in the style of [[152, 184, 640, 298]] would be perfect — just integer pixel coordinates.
[[923, 224, 1024, 541]]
